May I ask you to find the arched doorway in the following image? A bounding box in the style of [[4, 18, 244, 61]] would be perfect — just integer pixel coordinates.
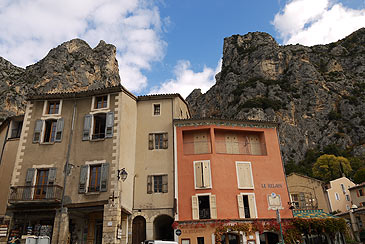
[[221, 233, 240, 244], [259, 232, 279, 244], [153, 215, 174, 241], [132, 216, 146, 244]]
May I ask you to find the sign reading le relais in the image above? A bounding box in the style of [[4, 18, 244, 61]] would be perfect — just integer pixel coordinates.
[[261, 183, 282, 189]]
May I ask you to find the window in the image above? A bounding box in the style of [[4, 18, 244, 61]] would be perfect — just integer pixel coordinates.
[[191, 195, 217, 220], [82, 112, 114, 141], [78, 163, 109, 193], [33, 119, 64, 143], [345, 195, 350, 201], [47, 101, 60, 114], [335, 192, 340, 200], [153, 104, 161, 116], [341, 184, 346, 194], [237, 194, 257, 218], [181, 239, 190, 244], [10, 120, 23, 139], [148, 133, 168, 149], [346, 205, 350, 211], [94, 95, 108, 109], [44, 119, 57, 142], [23, 167, 56, 200], [236, 162, 254, 189], [197, 237, 204, 244], [290, 194, 300, 209], [359, 189, 364, 196], [182, 130, 211, 155], [194, 161, 211, 189], [147, 175, 168, 194]]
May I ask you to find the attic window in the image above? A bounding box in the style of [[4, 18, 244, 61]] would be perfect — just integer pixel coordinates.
[[47, 101, 60, 114], [10, 120, 23, 139], [95, 96, 108, 109], [153, 104, 161, 116]]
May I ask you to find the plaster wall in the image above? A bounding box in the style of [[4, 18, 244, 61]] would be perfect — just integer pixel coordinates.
[[327, 177, 355, 213]]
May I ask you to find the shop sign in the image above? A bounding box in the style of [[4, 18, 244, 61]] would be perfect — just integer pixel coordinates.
[[0, 225, 8, 237]]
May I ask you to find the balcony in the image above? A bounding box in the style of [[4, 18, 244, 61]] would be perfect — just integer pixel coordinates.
[[9, 185, 63, 203], [215, 140, 267, 155]]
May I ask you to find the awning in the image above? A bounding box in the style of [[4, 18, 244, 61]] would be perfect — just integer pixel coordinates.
[[293, 209, 337, 219]]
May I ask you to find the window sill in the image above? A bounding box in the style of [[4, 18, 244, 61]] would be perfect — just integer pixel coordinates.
[[40, 142, 56, 145], [90, 108, 110, 113], [7, 137, 20, 141], [90, 138, 106, 142], [195, 187, 212, 190], [85, 191, 101, 195]]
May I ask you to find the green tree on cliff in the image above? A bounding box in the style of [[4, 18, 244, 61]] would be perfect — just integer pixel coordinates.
[[312, 154, 352, 182]]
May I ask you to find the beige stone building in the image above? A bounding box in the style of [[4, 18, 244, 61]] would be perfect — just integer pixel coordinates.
[[132, 94, 189, 244], [286, 173, 331, 212], [0, 86, 190, 244], [326, 177, 355, 213]]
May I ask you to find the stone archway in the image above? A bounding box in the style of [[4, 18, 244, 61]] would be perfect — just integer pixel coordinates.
[[153, 215, 174, 241], [132, 216, 146, 244]]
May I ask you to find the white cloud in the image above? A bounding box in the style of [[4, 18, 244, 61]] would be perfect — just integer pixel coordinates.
[[273, 0, 365, 45], [149, 60, 221, 98], [0, 0, 165, 92]]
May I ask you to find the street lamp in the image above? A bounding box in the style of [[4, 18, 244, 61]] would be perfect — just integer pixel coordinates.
[[117, 168, 128, 181]]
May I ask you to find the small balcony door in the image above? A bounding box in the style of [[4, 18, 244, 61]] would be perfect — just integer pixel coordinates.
[[34, 169, 49, 199]]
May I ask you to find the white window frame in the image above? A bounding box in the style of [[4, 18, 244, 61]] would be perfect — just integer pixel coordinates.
[[335, 192, 340, 201], [91, 94, 110, 112], [42, 100, 63, 117], [88, 111, 111, 140], [193, 160, 212, 189], [235, 161, 254, 189], [40, 118, 58, 144], [84, 160, 106, 193], [341, 184, 346, 194], [152, 103, 161, 116], [345, 194, 350, 201], [239, 192, 258, 218], [194, 193, 215, 220]]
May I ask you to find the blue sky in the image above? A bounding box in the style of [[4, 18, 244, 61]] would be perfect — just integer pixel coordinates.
[[0, 0, 364, 97]]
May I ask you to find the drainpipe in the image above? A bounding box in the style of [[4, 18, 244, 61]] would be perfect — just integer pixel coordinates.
[[57, 98, 77, 244], [0, 121, 10, 165]]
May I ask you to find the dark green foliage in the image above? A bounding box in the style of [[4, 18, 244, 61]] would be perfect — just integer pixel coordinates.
[[343, 95, 360, 106], [328, 110, 342, 120], [239, 97, 283, 111], [353, 168, 365, 184]]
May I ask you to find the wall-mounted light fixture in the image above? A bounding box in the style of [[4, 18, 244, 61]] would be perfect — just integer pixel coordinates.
[[117, 168, 128, 181]]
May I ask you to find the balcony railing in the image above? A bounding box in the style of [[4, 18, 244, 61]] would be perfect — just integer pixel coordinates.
[[9, 185, 63, 203], [215, 141, 267, 155]]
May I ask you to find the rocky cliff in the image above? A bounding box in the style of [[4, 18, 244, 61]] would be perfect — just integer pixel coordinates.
[[0, 39, 120, 121], [187, 28, 365, 163]]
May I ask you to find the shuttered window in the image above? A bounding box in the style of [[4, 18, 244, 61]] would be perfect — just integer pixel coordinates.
[[192, 195, 217, 220], [236, 162, 254, 189], [83, 112, 114, 141], [78, 163, 109, 193], [148, 133, 168, 150], [194, 161, 211, 189], [237, 194, 257, 218], [33, 118, 64, 143], [33, 120, 43, 143], [147, 175, 168, 194]]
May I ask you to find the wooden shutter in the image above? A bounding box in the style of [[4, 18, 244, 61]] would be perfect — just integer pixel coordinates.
[[147, 175, 152, 194], [162, 175, 168, 193], [192, 196, 199, 220], [237, 163, 253, 188], [79, 165, 88, 193], [203, 161, 211, 188], [162, 133, 168, 149], [55, 118, 64, 142], [249, 135, 262, 155], [210, 195, 217, 219], [194, 162, 203, 188], [33, 120, 43, 143], [105, 112, 114, 138], [82, 115, 92, 141], [237, 195, 245, 218], [100, 163, 109, 192], [46, 168, 57, 199], [23, 168, 35, 200], [248, 194, 257, 218], [148, 134, 154, 150]]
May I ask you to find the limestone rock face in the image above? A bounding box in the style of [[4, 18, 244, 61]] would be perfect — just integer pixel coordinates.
[[186, 28, 365, 163], [0, 39, 120, 121]]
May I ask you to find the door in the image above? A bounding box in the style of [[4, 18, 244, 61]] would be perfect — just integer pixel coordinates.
[[132, 216, 146, 244], [34, 169, 49, 199], [94, 221, 103, 244]]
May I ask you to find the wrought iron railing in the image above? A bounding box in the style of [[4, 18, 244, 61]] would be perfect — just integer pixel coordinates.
[[9, 185, 63, 202]]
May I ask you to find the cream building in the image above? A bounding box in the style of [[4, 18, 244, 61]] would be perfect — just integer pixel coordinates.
[[327, 177, 355, 213]]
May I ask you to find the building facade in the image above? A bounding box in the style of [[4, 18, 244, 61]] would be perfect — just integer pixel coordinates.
[[173, 119, 292, 244], [286, 173, 331, 212], [326, 177, 355, 213]]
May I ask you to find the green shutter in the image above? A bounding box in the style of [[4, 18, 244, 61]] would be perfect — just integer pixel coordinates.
[[100, 163, 109, 192], [33, 120, 43, 143], [23, 168, 35, 200], [105, 112, 114, 138], [79, 165, 88, 193], [46, 168, 57, 199], [148, 134, 154, 150], [82, 115, 92, 141], [55, 118, 64, 142], [163, 133, 168, 149]]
